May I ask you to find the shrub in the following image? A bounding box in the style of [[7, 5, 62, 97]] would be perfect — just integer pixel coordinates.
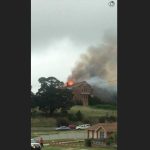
[[67, 114, 77, 122], [98, 116, 117, 123], [83, 119, 91, 124], [114, 132, 117, 144], [106, 136, 114, 145], [85, 139, 91, 147], [107, 116, 117, 122], [99, 116, 106, 123], [75, 110, 83, 121], [83, 117, 99, 124], [106, 133, 117, 145], [61, 108, 68, 115]]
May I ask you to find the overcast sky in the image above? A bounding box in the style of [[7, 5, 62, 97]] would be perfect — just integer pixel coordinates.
[[31, 0, 117, 92]]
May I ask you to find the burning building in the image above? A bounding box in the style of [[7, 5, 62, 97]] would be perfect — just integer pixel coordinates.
[[66, 33, 117, 103], [66, 81, 93, 106]]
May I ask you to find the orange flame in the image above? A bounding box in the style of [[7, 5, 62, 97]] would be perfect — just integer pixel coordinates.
[[66, 80, 74, 86]]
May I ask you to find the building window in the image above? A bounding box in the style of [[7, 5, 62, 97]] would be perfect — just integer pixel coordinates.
[[100, 131, 105, 139]]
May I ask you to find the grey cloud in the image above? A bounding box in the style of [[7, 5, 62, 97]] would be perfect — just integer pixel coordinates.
[[31, 0, 117, 51]]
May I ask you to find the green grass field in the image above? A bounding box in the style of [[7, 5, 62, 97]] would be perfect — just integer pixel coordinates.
[[31, 117, 56, 127], [42, 146, 116, 150]]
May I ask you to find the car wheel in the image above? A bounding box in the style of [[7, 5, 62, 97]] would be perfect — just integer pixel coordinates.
[[31, 147, 35, 150]]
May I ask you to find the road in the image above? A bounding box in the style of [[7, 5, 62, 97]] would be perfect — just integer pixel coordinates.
[[32, 127, 55, 131], [34, 131, 87, 141]]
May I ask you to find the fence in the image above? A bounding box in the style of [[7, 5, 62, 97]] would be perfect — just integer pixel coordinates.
[[49, 140, 84, 147], [91, 139, 106, 146]]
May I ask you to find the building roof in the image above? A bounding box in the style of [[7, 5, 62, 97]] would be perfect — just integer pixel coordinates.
[[68, 81, 91, 88], [87, 123, 117, 132]]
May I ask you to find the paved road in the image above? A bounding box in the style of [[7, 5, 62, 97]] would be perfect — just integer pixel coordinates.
[[34, 131, 87, 141]]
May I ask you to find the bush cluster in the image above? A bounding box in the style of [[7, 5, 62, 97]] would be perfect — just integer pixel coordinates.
[[56, 117, 69, 127], [85, 139, 92, 147], [67, 110, 84, 122], [99, 116, 117, 123]]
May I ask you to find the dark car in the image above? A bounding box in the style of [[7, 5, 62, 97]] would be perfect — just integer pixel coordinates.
[[55, 126, 71, 130], [68, 124, 76, 129], [31, 139, 41, 150]]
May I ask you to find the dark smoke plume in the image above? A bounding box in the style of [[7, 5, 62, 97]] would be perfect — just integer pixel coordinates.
[[68, 33, 117, 102]]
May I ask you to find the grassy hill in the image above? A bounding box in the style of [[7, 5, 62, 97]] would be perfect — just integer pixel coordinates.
[[69, 105, 117, 118], [31, 105, 117, 128]]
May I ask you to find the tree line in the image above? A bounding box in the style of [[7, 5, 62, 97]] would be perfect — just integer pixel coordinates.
[[31, 76, 116, 116]]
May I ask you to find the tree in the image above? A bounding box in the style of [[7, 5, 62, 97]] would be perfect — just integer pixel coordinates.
[[88, 96, 102, 105], [36, 77, 73, 115], [31, 90, 37, 108], [75, 110, 83, 121]]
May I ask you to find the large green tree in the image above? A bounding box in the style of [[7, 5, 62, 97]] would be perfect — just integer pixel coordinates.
[[36, 77, 73, 115]]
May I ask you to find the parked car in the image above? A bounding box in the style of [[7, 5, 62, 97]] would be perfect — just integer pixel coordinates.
[[68, 124, 76, 129], [31, 139, 41, 150], [76, 124, 91, 130], [55, 126, 71, 130]]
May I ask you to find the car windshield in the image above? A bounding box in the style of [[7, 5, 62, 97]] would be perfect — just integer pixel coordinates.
[[31, 139, 36, 143]]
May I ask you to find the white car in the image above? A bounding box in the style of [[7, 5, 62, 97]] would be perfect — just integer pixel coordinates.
[[31, 139, 41, 150], [76, 124, 91, 130]]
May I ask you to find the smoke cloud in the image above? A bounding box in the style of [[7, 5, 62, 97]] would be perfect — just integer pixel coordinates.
[[68, 33, 117, 102]]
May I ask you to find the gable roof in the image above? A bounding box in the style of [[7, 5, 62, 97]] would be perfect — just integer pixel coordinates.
[[87, 123, 117, 132]]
